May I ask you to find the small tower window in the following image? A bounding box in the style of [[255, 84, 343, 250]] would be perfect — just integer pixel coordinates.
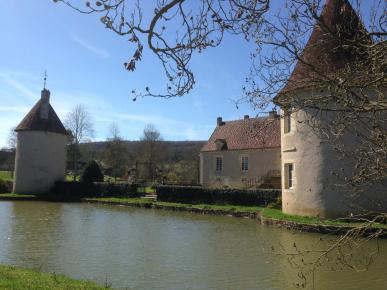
[[284, 111, 292, 134], [284, 163, 294, 189], [215, 156, 223, 172], [241, 156, 249, 171]]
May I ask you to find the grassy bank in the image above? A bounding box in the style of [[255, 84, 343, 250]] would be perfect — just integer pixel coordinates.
[[85, 197, 382, 229], [0, 193, 37, 200], [86, 197, 263, 212], [0, 171, 13, 182], [0, 265, 109, 290]]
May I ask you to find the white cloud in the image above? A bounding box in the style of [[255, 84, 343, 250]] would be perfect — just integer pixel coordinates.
[[71, 33, 110, 59], [0, 106, 29, 113], [0, 72, 37, 101], [0, 71, 115, 146], [0, 116, 18, 148], [184, 126, 199, 140], [0, 70, 209, 147], [118, 113, 209, 140], [118, 113, 176, 125]]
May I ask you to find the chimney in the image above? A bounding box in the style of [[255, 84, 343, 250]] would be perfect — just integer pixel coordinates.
[[269, 110, 278, 119], [217, 117, 223, 126], [40, 89, 50, 119], [244, 115, 249, 119]]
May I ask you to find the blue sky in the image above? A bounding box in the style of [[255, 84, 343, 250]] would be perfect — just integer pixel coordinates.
[[0, 1, 377, 148], [0, 0, 263, 147]]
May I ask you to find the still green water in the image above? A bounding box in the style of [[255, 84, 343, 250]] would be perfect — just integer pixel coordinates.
[[0, 201, 386, 290]]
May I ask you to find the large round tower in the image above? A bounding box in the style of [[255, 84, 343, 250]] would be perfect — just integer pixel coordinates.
[[277, 0, 387, 218], [13, 88, 68, 194]]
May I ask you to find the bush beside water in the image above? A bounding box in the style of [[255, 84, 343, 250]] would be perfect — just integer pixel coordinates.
[[0, 179, 12, 193], [49, 181, 139, 201], [156, 185, 281, 206]]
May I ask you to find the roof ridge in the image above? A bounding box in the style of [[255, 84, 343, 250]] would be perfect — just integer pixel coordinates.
[[218, 116, 272, 124]]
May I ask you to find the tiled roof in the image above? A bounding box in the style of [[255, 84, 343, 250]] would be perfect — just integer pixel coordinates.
[[201, 117, 280, 152], [15, 98, 67, 135], [279, 0, 366, 95]]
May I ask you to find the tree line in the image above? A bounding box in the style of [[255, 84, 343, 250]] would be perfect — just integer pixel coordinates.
[[61, 104, 203, 184]]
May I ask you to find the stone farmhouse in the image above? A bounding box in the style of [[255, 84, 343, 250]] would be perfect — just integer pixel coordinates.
[[13, 87, 68, 194], [200, 113, 281, 189]]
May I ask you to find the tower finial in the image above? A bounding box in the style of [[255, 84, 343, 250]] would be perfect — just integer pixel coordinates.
[[43, 70, 47, 89]]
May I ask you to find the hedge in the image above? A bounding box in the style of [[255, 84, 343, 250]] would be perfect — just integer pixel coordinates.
[[49, 181, 140, 201], [156, 185, 281, 206], [0, 179, 13, 193]]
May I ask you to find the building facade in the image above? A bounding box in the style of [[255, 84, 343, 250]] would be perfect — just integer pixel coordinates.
[[13, 88, 68, 194], [200, 115, 281, 189], [277, 0, 387, 217]]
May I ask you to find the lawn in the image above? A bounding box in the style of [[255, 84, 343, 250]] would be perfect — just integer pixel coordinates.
[[65, 174, 80, 182], [0, 171, 13, 182], [261, 208, 347, 226], [137, 186, 155, 194], [0, 264, 110, 290], [65, 175, 121, 182], [0, 193, 38, 201]]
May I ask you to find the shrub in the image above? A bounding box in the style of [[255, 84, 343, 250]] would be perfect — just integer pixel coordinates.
[[48, 181, 96, 201], [156, 185, 281, 206], [81, 160, 104, 183], [0, 179, 13, 193], [50, 181, 140, 201], [94, 182, 140, 198], [267, 195, 282, 209]]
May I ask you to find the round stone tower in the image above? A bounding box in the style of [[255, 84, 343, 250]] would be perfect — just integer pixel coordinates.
[[276, 0, 387, 218], [13, 88, 68, 194]]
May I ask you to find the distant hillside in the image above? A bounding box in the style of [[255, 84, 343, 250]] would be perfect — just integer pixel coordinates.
[[80, 140, 206, 164], [81, 140, 205, 153]]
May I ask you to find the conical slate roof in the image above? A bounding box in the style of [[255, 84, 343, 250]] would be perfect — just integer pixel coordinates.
[[15, 90, 67, 135], [279, 0, 367, 94]]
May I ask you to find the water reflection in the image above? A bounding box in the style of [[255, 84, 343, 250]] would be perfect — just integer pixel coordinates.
[[2, 202, 64, 269], [0, 201, 386, 290]]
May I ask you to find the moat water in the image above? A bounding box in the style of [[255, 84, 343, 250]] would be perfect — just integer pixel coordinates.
[[0, 201, 386, 289]]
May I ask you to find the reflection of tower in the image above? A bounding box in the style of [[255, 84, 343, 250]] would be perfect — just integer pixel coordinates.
[[6, 202, 64, 270], [276, 0, 387, 217], [13, 86, 68, 194]]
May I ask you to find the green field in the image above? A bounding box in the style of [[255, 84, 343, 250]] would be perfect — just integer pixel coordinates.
[[137, 186, 155, 194], [0, 265, 110, 290], [0, 171, 13, 182]]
